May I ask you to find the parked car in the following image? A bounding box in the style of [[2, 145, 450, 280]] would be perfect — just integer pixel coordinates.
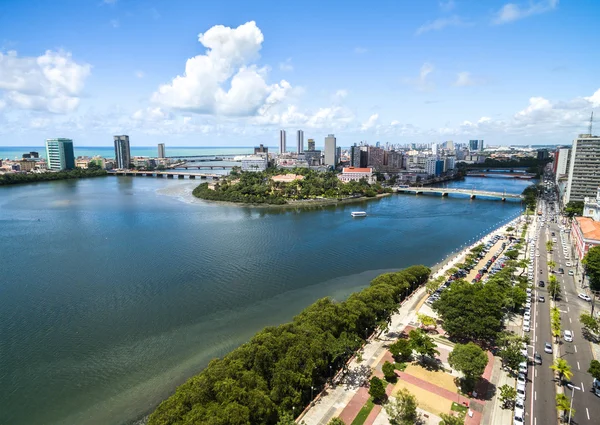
[[538, 296, 545, 303], [578, 293, 592, 302], [539, 280, 545, 287]]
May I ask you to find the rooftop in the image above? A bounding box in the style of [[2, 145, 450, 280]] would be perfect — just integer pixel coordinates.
[[342, 167, 373, 173], [271, 174, 305, 182], [575, 216, 600, 241]]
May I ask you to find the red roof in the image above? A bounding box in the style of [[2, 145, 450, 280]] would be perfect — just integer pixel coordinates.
[[575, 217, 600, 241], [342, 167, 372, 173]]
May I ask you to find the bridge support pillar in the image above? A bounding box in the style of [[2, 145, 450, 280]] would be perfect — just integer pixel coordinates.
[[416, 191, 422, 195], [470, 194, 476, 199], [167, 174, 173, 178], [441, 192, 448, 197], [178, 175, 184, 179], [501, 197, 506, 202], [189, 175, 196, 179], [158, 174, 164, 178]]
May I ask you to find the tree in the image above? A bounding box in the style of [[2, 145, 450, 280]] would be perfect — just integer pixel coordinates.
[[580, 313, 600, 333], [426, 276, 444, 294], [546, 240, 553, 252], [389, 338, 413, 362], [327, 419, 345, 425], [506, 226, 515, 232], [550, 358, 573, 384], [384, 388, 420, 425], [448, 343, 488, 391], [439, 413, 463, 425], [276, 412, 296, 425], [417, 313, 437, 329], [382, 361, 397, 382], [498, 384, 517, 409], [583, 245, 600, 292], [505, 249, 519, 260], [548, 275, 561, 299], [518, 259, 529, 276], [369, 376, 387, 404], [564, 201, 584, 218], [548, 260, 557, 271], [588, 360, 600, 380], [556, 393, 574, 420], [409, 329, 439, 362], [498, 345, 525, 372]]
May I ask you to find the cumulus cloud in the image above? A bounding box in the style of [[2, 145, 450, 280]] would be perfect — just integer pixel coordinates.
[[151, 21, 292, 117], [361, 113, 379, 130], [405, 63, 435, 91], [493, 0, 558, 25], [0, 50, 91, 113], [132, 107, 173, 122], [416, 16, 465, 35], [453, 71, 480, 87]]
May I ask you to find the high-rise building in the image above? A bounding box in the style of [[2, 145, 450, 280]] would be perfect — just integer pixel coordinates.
[[555, 148, 570, 183], [469, 140, 484, 151], [324, 134, 337, 166], [296, 130, 304, 153], [114, 135, 131, 169], [45, 138, 75, 170], [431, 143, 438, 156], [565, 134, 600, 204], [254, 144, 269, 154], [279, 130, 287, 154], [158, 143, 166, 158], [537, 149, 549, 160], [367, 146, 385, 169], [307, 139, 315, 151], [351, 145, 361, 167]]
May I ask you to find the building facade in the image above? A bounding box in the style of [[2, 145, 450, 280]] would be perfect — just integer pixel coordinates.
[[304, 150, 322, 166], [324, 134, 337, 166], [565, 134, 600, 204], [158, 143, 166, 158], [254, 144, 269, 154], [241, 155, 268, 172], [337, 167, 376, 184], [279, 130, 287, 154], [571, 216, 600, 260], [469, 140, 484, 152], [555, 148, 570, 183], [296, 130, 304, 153], [114, 135, 131, 169], [45, 138, 75, 170], [307, 138, 315, 151]]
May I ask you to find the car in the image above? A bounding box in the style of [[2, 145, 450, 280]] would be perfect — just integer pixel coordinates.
[[539, 280, 545, 287], [523, 323, 530, 332], [578, 293, 592, 302], [564, 330, 573, 342], [544, 342, 552, 354], [539, 295, 545, 303], [519, 361, 528, 375], [524, 312, 531, 321], [566, 261, 572, 267], [569, 270, 575, 276], [534, 352, 542, 365], [516, 383, 527, 400], [558, 268, 564, 274], [536, 253, 540, 257], [517, 372, 527, 384], [525, 301, 531, 309], [515, 398, 525, 411]]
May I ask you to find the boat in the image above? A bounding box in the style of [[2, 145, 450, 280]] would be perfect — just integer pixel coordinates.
[[351, 211, 367, 217]]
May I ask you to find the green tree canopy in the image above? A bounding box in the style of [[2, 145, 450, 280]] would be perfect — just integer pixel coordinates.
[[583, 245, 600, 292], [588, 360, 600, 380], [498, 384, 517, 408], [409, 329, 439, 362], [369, 376, 387, 404], [384, 388, 420, 425], [389, 338, 413, 363], [382, 361, 397, 382], [448, 342, 488, 381], [565, 201, 584, 218]]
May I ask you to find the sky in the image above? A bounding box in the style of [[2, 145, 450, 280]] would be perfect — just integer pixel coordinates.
[[0, 0, 599, 147]]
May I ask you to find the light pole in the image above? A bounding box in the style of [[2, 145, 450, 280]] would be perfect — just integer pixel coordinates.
[[567, 384, 580, 424]]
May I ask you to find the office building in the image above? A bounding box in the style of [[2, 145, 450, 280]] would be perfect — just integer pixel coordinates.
[[279, 130, 287, 154], [158, 143, 166, 158], [564, 134, 600, 204], [537, 149, 549, 160], [554, 148, 570, 183], [22, 151, 39, 159], [114, 135, 131, 169], [304, 150, 321, 166], [18, 159, 36, 171], [45, 138, 75, 170], [367, 146, 385, 169], [350, 145, 362, 167], [431, 143, 438, 156], [296, 130, 304, 153], [254, 144, 269, 154], [324, 134, 337, 166], [469, 140, 484, 151], [307, 139, 316, 151], [444, 156, 456, 171], [241, 155, 268, 172]]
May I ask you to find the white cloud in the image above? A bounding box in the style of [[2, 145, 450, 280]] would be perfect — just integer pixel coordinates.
[[354, 47, 367, 54], [493, 0, 558, 25], [279, 58, 293, 72], [405, 62, 435, 91], [134, 70, 145, 78], [110, 19, 119, 28], [416, 16, 464, 35], [152, 21, 292, 117], [585, 88, 600, 107], [361, 113, 379, 131], [439, 0, 456, 12], [0, 50, 91, 113], [132, 107, 173, 122], [454, 71, 476, 87], [332, 89, 348, 103]]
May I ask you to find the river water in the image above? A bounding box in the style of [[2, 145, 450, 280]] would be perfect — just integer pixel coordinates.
[[0, 175, 531, 425]]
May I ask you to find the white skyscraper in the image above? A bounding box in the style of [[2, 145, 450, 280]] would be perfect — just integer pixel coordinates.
[[565, 134, 600, 204], [296, 130, 304, 153], [431, 143, 438, 156], [279, 130, 286, 154], [324, 134, 337, 166]]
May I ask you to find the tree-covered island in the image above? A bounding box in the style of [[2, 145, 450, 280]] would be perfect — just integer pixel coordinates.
[[192, 167, 391, 205]]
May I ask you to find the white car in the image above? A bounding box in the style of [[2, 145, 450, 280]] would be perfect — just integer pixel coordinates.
[[514, 409, 525, 423], [566, 261, 572, 267], [536, 253, 540, 257], [578, 293, 592, 302], [517, 383, 527, 400], [564, 330, 573, 342], [525, 301, 532, 309], [523, 323, 530, 332], [517, 372, 527, 384], [544, 342, 553, 354], [569, 270, 575, 276]]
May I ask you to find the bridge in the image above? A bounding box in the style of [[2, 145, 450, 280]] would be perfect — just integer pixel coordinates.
[[179, 164, 235, 170], [466, 171, 536, 179], [166, 154, 240, 160], [108, 170, 222, 180], [393, 186, 523, 201]]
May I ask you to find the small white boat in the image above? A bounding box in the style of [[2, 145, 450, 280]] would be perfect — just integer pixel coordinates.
[[351, 211, 367, 217]]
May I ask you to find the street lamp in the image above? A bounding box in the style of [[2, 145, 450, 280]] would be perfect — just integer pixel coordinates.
[[567, 384, 580, 424]]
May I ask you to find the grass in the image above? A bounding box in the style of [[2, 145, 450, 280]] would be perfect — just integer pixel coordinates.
[[350, 398, 375, 425], [395, 362, 407, 371], [451, 401, 469, 418]]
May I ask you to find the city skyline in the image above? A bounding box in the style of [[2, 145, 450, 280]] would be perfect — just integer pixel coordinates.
[[1, 0, 599, 147]]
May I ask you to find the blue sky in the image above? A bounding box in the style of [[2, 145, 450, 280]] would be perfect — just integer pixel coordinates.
[[0, 0, 598, 147]]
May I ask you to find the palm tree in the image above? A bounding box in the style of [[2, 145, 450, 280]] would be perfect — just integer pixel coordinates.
[[550, 358, 573, 384], [548, 260, 557, 271], [556, 393, 574, 421], [518, 259, 529, 276]]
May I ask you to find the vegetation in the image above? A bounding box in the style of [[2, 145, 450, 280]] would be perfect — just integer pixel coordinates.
[[389, 338, 413, 363], [555, 393, 574, 420], [546, 240, 553, 252], [350, 399, 374, 425], [522, 184, 540, 210], [580, 313, 600, 333], [148, 265, 430, 425], [550, 358, 573, 384], [417, 313, 437, 329], [583, 246, 600, 292], [426, 276, 445, 294], [548, 260, 557, 272], [551, 306, 562, 342], [497, 332, 527, 372], [498, 384, 517, 409], [588, 360, 600, 380], [448, 343, 488, 392], [192, 167, 390, 205], [368, 376, 387, 404], [382, 361, 397, 382], [456, 156, 550, 171], [548, 275, 561, 300], [439, 413, 464, 425], [564, 201, 584, 218], [408, 329, 439, 363], [0, 168, 107, 186], [384, 388, 421, 425]]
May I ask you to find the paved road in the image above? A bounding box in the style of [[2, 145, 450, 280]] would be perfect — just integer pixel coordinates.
[[529, 205, 558, 425], [547, 213, 600, 423]]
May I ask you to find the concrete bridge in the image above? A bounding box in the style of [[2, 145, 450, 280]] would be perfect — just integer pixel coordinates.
[[180, 164, 235, 170], [108, 170, 221, 180], [393, 186, 523, 201], [166, 155, 239, 160]]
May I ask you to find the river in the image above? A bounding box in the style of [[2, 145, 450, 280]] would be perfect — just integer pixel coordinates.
[[0, 175, 532, 425]]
